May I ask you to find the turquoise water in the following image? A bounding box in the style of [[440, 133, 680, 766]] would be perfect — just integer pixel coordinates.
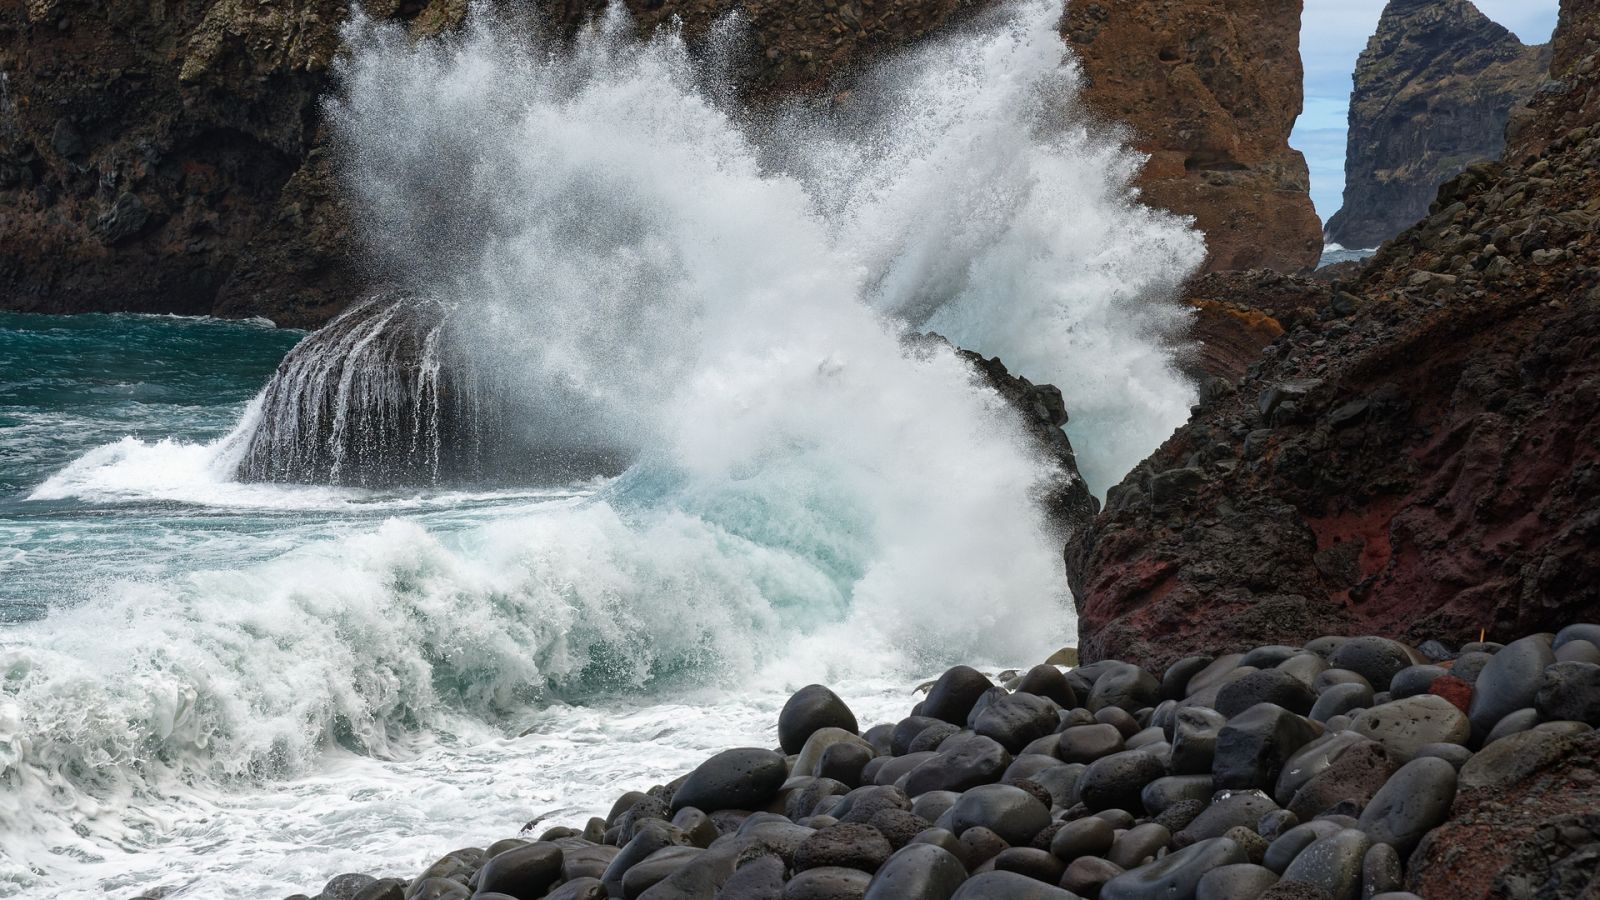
[[0, 314, 303, 621]]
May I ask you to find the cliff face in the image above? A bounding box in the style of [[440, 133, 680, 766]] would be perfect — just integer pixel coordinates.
[[0, 0, 1322, 327], [1324, 0, 1551, 251], [1064, 0, 1323, 273], [1066, 0, 1600, 671]]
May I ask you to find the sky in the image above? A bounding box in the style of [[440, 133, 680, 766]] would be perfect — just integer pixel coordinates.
[[1292, 0, 1561, 232]]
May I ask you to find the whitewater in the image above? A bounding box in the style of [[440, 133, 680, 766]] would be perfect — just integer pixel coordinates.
[[0, 2, 1203, 896]]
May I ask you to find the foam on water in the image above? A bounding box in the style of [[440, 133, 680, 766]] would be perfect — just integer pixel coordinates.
[[0, 2, 1202, 895]]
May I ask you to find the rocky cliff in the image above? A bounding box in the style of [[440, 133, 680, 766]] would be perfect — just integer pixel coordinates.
[[0, 0, 1322, 327], [1064, 0, 1323, 273], [1324, 0, 1551, 251], [1067, 0, 1600, 671]]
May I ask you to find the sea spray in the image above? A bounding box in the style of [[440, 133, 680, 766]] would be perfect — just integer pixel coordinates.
[[2, 1, 1201, 893]]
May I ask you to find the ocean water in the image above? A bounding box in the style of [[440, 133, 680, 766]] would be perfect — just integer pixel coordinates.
[[1319, 243, 1378, 267], [0, 2, 1204, 897]]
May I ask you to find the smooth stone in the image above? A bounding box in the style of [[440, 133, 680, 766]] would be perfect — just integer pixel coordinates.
[[1312, 670, 1374, 695], [1278, 653, 1331, 689], [1411, 742, 1473, 770], [1371, 895, 1423, 900], [1125, 727, 1165, 750], [1349, 696, 1468, 763], [1554, 624, 1600, 650], [1100, 837, 1248, 900], [1361, 843, 1402, 898], [1309, 683, 1372, 724], [1242, 646, 1304, 669], [1029, 763, 1087, 809], [1022, 734, 1062, 758], [909, 723, 963, 754], [1218, 670, 1317, 719], [1259, 884, 1335, 900], [1535, 661, 1600, 725], [1327, 638, 1414, 693], [1178, 789, 1278, 843], [910, 829, 968, 867], [475, 842, 564, 898], [875, 752, 938, 787], [1264, 822, 1343, 874], [1258, 809, 1299, 841], [1170, 707, 1226, 776], [1417, 641, 1455, 662], [1018, 665, 1080, 709], [715, 857, 784, 900], [672, 809, 719, 849], [965, 688, 1011, 730], [1186, 655, 1245, 698], [947, 784, 1052, 846], [1095, 707, 1143, 739], [862, 844, 968, 900], [819, 742, 877, 788], [1534, 720, 1594, 735], [1058, 724, 1127, 764], [563, 843, 623, 880], [1555, 640, 1600, 665], [1447, 652, 1493, 686], [1356, 757, 1457, 855], [782, 686, 860, 755], [1107, 822, 1171, 868], [1142, 775, 1216, 816], [861, 725, 894, 755], [1062, 855, 1125, 896], [911, 791, 963, 823], [1214, 704, 1321, 791], [951, 870, 1079, 899], [1080, 750, 1167, 813], [350, 879, 404, 900], [1388, 666, 1446, 700], [1163, 657, 1216, 701], [1051, 816, 1116, 862], [622, 846, 704, 898], [797, 729, 876, 780], [975, 692, 1060, 754], [787, 778, 849, 822], [1482, 707, 1540, 744], [1285, 741, 1395, 822], [903, 735, 1011, 796], [893, 718, 948, 756], [547, 878, 607, 900], [994, 847, 1066, 883], [830, 786, 911, 825], [783, 866, 871, 900], [924, 667, 996, 726], [1093, 809, 1138, 830], [401, 878, 468, 900], [1196, 863, 1279, 900], [1005, 754, 1067, 784], [1467, 635, 1555, 737], [1090, 664, 1161, 715], [672, 749, 789, 814], [1279, 829, 1371, 900]]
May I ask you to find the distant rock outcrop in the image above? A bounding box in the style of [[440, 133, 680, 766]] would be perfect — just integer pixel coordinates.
[[1324, 0, 1551, 251], [0, 0, 1323, 327]]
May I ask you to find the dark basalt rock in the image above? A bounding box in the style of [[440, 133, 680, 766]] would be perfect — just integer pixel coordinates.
[[1467, 636, 1556, 737], [671, 749, 789, 815], [474, 842, 564, 899], [1279, 828, 1372, 900], [862, 844, 968, 900], [1214, 704, 1322, 792], [903, 735, 1012, 797], [949, 870, 1079, 899], [1534, 660, 1600, 725], [794, 824, 893, 874], [945, 784, 1051, 846], [782, 686, 860, 755], [784, 865, 871, 900], [923, 668, 996, 727], [1356, 757, 1457, 855], [972, 692, 1060, 754], [1079, 750, 1168, 813]]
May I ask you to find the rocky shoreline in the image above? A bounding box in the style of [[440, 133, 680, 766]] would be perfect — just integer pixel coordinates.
[[240, 627, 1600, 900]]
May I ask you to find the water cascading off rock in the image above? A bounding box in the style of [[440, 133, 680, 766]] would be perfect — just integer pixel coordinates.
[[233, 293, 491, 487]]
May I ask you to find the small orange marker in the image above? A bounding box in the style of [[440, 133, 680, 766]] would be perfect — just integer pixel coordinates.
[[1480, 628, 1487, 643]]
